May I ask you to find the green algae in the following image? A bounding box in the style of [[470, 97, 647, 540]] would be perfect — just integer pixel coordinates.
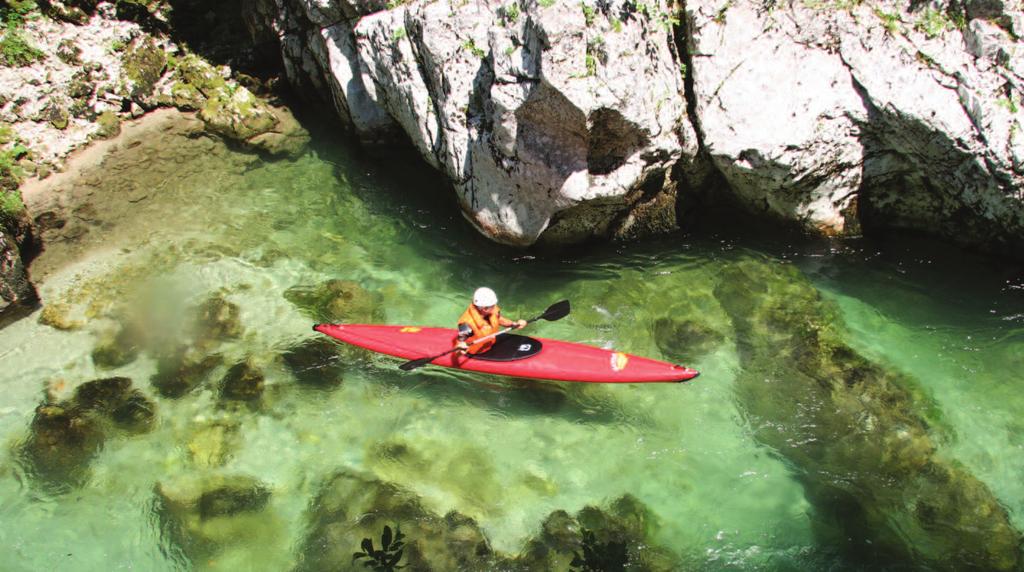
[[713, 254, 1022, 570]]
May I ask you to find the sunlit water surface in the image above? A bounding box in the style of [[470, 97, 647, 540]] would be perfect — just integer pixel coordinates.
[[0, 114, 1022, 571]]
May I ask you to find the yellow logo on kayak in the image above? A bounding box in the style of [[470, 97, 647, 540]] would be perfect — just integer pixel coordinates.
[[610, 352, 629, 372], [399, 327, 422, 333]]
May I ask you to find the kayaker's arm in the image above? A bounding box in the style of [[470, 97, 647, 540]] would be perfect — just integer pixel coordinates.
[[454, 323, 472, 352], [498, 314, 527, 329]]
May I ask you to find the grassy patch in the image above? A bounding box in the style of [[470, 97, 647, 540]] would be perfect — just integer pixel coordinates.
[[1, 1, 43, 67], [915, 8, 952, 38], [463, 38, 486, 58]]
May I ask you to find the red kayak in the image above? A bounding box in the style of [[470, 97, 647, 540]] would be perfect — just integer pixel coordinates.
[[313, 324, 700, 383]]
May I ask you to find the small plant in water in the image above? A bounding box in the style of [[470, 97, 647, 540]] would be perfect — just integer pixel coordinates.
[[353, 524, 407, 571], [570, 529, 628, 572]]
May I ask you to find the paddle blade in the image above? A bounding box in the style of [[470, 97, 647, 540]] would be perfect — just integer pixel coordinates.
[[399, 356, 434, 371], [537, 299, 570, 322]]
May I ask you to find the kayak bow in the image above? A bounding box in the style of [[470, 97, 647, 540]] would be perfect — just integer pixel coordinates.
[[313, 324, 700, 384]]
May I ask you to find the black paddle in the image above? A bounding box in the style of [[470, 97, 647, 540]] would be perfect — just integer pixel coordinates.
[[398, 299, 570, 371]]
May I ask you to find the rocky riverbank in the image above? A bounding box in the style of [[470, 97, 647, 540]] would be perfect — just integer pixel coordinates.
[[0, 0, 310, 324]]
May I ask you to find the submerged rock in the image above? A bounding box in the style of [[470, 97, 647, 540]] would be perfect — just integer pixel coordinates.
[[186, 420, 240, 468], [712, 256, 1022, 570], [155, 473, 273, 560], [193, 293, 244, 344], [520, 495, 679, 571], [17, 403, 102, 487], [151, 348, 223, 398], [281, 337, 344, 388], [91, 325, 140, 368], [220, 360, 265, 401], [17, 376, 156, 488], [284, 279, 382, 323], [73, 376, 133, 411], [296, 469, 682, 571], [295, 469, 505, 571], [652, 316, 725, 363]]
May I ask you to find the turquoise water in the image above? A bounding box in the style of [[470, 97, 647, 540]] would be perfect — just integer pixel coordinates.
[[0, 116, 1022, 570]]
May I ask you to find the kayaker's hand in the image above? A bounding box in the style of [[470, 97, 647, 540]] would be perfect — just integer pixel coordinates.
[[455, 341, 469, 353], [515, 319, 527, 330]]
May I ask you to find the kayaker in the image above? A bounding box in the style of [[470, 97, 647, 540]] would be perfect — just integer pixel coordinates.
[[454, 287, 527, 354]]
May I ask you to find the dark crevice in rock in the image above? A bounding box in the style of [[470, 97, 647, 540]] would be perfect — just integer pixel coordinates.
[[673, 2, 707, 155], [669, 1, 738, 229]]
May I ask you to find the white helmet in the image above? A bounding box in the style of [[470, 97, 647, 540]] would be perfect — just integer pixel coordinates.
[[473, 287, 498, 307]]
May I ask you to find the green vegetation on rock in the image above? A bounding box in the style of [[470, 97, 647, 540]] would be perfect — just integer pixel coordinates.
[[712, 255, 1021, 570], [121, 36, 167, 103], [0, 1, 43, 67]]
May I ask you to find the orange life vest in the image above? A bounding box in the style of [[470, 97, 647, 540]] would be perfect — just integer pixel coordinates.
[[456, 304, 502, 354]]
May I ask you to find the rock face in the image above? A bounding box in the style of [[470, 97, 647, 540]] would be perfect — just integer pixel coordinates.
[[267, 0, 696, 245], [686, 0, 1024, 254], [254, 0, 1024, 253], [0, 223, 38, 325]]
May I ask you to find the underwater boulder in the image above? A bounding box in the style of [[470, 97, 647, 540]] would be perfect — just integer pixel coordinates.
[[651, 316, 725, 363], [155, 473, 272, 560], [281, 337, 344, 388], [193, 294, 243, 344], [18, 403, 102, 487], [109, 390, 157, 432], [90, 325, 140, 369], [220, 360, 265, 401], [186, 420, 240, 468], [519, 494, 678, 571], [284, 279, 382, 323], [74, 376, 133, 411], [151, 348, 223, 398], [713, 257, 1022, 570], [294, 470, 507, 572], [74, 377, 157, 433]]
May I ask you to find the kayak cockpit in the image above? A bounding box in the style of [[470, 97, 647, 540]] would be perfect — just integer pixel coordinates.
[[470, 334, 543, 362]]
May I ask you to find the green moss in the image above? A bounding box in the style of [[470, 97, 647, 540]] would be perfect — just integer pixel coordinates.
[[581, 1, 596, 25], [915, 7, 952, 38], [874, 8, 902, 36], [93, 111, 121, 139], [712, 255, 1021, 569], [462, 38, 485, 58], [173, 54, 228, 97], [0, 2, 43, 67], [121, 37, 167, 100]]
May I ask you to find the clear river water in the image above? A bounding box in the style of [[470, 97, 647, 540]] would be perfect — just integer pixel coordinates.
[[0, 111, 1022, 571]]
